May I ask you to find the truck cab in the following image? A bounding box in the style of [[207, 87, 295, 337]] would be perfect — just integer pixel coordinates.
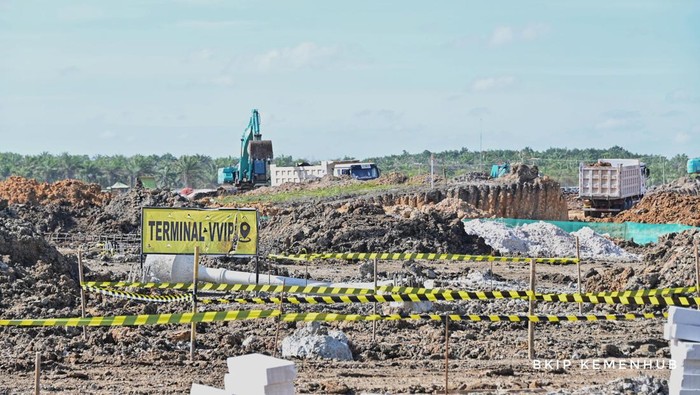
[[332, 162, 381, 180]]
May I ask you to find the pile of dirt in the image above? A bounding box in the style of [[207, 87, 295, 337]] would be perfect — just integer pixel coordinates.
[[499, 163, 539, 184], [368, 179, 568, 221], [261, 200, 490, 254], [614, 192, 700, 226], [87, 188, 201, 234], [384, 197, 490, 220], [0, 213, 79, 318], [371, 171, 408, 185], [585, 229, 699, 292], [649, 176, 700, 195], [0, 176, 108, 208], [452, 172, 490, 183]]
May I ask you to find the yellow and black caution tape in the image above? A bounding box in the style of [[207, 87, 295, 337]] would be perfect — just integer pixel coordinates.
[[198, 292, 699, 307], [280, 311, 668, 323], [269, 253, 579, 265], [83, 282, 375, 295], [82, 285, 192, 303], [83, 282, 700, 307], [0, 310, 667, 327], [0, 310, 279, 327]]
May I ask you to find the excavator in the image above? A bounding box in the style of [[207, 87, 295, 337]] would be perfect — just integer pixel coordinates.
[[688, 158, 700, 177], [217, 109, 274, 190]]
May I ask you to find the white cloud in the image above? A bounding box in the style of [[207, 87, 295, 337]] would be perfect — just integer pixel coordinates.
[[57, 5, 105, 22], [209, 75, 234, 87], [101, 130, 116, 139], [595, 118, 631, 130], [674, 132, 691, 144], [251, 42, 341, 72], [666, 90, 699, 103], [490, 26, 514, 46], [489, 24, 550, 46], [176, 20, 252, 29], [468, 107, 490, 117], [471, 76, 515, 91], [521, 24, 550, 41]]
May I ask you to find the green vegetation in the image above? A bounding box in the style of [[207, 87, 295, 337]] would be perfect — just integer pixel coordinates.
[[0, 145, 691, 189], [219, 182, 396, 204]]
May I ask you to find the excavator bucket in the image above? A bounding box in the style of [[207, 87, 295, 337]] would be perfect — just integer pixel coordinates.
[[248, 140, 273, 159]]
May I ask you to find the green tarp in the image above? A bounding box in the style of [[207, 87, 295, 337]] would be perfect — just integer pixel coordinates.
[[476, 218, 697, 244]]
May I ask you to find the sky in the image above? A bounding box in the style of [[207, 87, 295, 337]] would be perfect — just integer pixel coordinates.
[[1, 0, 699, 159]]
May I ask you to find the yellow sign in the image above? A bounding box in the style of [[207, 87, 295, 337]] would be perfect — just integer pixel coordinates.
[[141, 208, 258, 256]]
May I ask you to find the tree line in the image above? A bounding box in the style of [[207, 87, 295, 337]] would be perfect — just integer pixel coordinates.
[[0, 146, 692, 189]]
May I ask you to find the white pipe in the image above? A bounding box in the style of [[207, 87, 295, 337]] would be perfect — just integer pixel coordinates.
[[143, 254, 391, 290]]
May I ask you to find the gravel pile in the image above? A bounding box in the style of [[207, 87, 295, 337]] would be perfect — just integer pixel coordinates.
[[548, 375, 667, 394], [463, 220, 638, 261]]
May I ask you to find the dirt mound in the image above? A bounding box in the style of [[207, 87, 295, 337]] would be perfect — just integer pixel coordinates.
[[650, 176, 700, 195], [368, 179, 568, 221], [585, 229, 699, 292], [261, 200, 490, 254], [384, 197, 490, 220], [0, 176, 108, 208], [499, 163, 539, 184], [614, 192, 700, 226], [372, 172, 408, 185], [0, 214, 79, 318], [452, 172, 490, 183], [88, 188, 201, 234]]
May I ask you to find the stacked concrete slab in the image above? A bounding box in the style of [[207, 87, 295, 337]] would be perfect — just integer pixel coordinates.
[[190, 353, 296, 395], [665, 307, 700, 395]]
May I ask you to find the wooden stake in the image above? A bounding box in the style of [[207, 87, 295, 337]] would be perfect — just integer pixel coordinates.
[[528, 258, 536, 360], [444, 318, 449, 395], [695, 244, 699, 311], [77, 250, 87, 340], [274, 279, 285, 357], [34, 352, 40, 395], [576, 237, 582, 315], [190, 246, 200, 361], [372, 258, 378, 342]]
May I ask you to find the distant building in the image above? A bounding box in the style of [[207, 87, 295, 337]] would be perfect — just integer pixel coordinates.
[[107, 182, 130, 195]]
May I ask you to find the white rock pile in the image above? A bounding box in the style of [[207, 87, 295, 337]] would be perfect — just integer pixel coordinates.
[[281, 322, 353, 361], [463, 220, 638, 261]]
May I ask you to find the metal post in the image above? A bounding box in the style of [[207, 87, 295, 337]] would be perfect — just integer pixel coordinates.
[[576, 237, 582, 314], [696, 245, 699, 311], [255, 254, 260, 285], [528, 258, 536, 360], [77, 250, 87, 340], [372, 258, 378, 342], [34, 352, 40, 395], [444, 317, 449, 395], [190, 246, 200, 361], [430, 153, 435, 188]]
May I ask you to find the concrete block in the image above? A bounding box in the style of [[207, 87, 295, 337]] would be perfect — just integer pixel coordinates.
[[671, 341, 700, 360], [190, 383, 230, 395], [223, 375, 294, 395], [669, 307, 700, 326], [226, 353, 296, 385], [665, 323, 700, 343]]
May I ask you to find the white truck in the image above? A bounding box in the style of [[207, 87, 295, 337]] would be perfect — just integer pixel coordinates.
[[578, 159, 649, 217], [269, 160, 380, 186]]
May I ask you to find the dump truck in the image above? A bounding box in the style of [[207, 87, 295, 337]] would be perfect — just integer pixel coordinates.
[[578, 159, 649, 217], [269, 160, 380, 186]]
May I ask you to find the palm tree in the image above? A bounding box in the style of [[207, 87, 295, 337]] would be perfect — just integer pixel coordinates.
[[175, 155, 205, 188]]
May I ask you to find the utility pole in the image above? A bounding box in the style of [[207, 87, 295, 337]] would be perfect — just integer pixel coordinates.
[[479, 117, 483, 172]]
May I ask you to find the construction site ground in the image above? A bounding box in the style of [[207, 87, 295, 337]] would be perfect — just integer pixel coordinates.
[[0, 253, 672, 394], [2, 173, 700, 394]]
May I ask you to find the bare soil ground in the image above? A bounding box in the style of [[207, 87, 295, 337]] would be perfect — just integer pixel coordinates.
[[2, 174, 694, 394]]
